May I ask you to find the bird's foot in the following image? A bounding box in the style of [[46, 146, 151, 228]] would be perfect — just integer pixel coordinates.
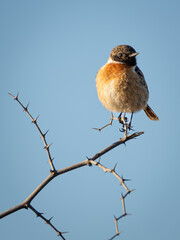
[[127, 123, 134, 131]]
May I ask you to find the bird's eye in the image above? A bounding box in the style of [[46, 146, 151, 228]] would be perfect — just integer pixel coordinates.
[[119, 53, 122, 57]]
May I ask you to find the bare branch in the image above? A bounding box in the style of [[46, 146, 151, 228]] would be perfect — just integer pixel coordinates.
[[114, 217, 118, 232], [108, 216, 121, 240], [89, 151, 135, 239], [0, 128, 141, 234], [90, 160, 130, 192], [88, 130, 144, 161], [121, 193, 126, 214], [29, 205, 67, 239], [0, 159, 90, 219], [0, 129, 140, 218], [8, 93, 56, 172], [1, 93, 145, 237], [109, 232, 120, 240], [93, 112, 114, 131]]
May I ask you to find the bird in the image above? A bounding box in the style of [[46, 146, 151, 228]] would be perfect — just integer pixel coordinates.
[[96, 45, 159, 131]]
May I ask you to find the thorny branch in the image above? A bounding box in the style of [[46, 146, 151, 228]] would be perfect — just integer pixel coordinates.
[[28, 205, 67, 239], [90, 159, 134, 239], [8, 92, 56, 172], [0, 93, 144, 239]]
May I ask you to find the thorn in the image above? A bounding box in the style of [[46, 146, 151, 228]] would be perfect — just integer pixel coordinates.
[[123, 178, 131, 182], [23, 102, 29, 112], [32, 115, 40, 124], [121, 175, 131, 182], [43, 129, 49, 138], [119, 128, 124, 133], [111, 163, 117, 172], [121, 192, 124, 199], [126, 212, 131, 216], [57, 231, 68, 238], [8, 92, 19, 101], [26, 102, 29, 109], [15, 92, 19, 100], [47, 216, 53, 224], [57, 232, 62, 237], [44, 143, 53, 150], [58, 231, 68, 235], [127, 189, 136, 194], [122, 189, 134, 199], [36, 212, 43, 217]]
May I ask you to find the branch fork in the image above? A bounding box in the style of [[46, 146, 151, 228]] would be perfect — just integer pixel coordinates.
[[0, 93, 144, 239]]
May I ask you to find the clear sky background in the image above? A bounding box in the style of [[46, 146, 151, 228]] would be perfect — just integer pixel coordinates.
[[1, 0, 180, 239]]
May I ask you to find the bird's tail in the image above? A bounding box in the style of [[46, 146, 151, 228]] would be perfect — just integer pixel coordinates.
[[143, 104, 159, 121]]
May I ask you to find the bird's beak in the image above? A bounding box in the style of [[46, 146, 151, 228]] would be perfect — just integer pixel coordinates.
[[129, 52, 139, 57]]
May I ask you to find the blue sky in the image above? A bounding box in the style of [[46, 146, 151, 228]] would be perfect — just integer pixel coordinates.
[[1, 0, 180, 239]]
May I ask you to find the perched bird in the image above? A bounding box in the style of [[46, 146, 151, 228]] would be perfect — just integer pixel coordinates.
[[96, 45, 159, 130]]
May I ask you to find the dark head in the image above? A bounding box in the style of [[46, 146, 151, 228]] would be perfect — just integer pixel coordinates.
[[110, 45, 139, 66]]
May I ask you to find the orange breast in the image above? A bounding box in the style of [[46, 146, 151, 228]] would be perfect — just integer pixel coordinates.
[[96, 63, 149, 113], [96, 63, 131, 84]]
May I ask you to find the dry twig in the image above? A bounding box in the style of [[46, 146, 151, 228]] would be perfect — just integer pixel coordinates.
[[0, 93, 144, 239], [90, 159, 134, 239], [8, 93, 56, 172]]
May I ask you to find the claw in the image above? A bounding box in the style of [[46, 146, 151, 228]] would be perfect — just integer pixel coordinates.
[[127, 124, 134, 131], [119, 128, 124, 133]]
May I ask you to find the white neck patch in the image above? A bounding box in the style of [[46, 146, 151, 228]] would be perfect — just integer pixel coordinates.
[[107, 57, 136, 69], [107, 57, 122, 64]]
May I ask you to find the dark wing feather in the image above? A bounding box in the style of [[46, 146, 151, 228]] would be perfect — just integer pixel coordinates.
[[135, 66, 149, 93]]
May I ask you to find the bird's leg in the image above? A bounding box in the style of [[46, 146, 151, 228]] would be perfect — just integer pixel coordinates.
[[93, 112, 114, 132], [118, 112, 127, 129], [118, 112, 123, 124], [118, 112, 128, 124], [127, 112, 134, 131], [120, 113, 128, 138]]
